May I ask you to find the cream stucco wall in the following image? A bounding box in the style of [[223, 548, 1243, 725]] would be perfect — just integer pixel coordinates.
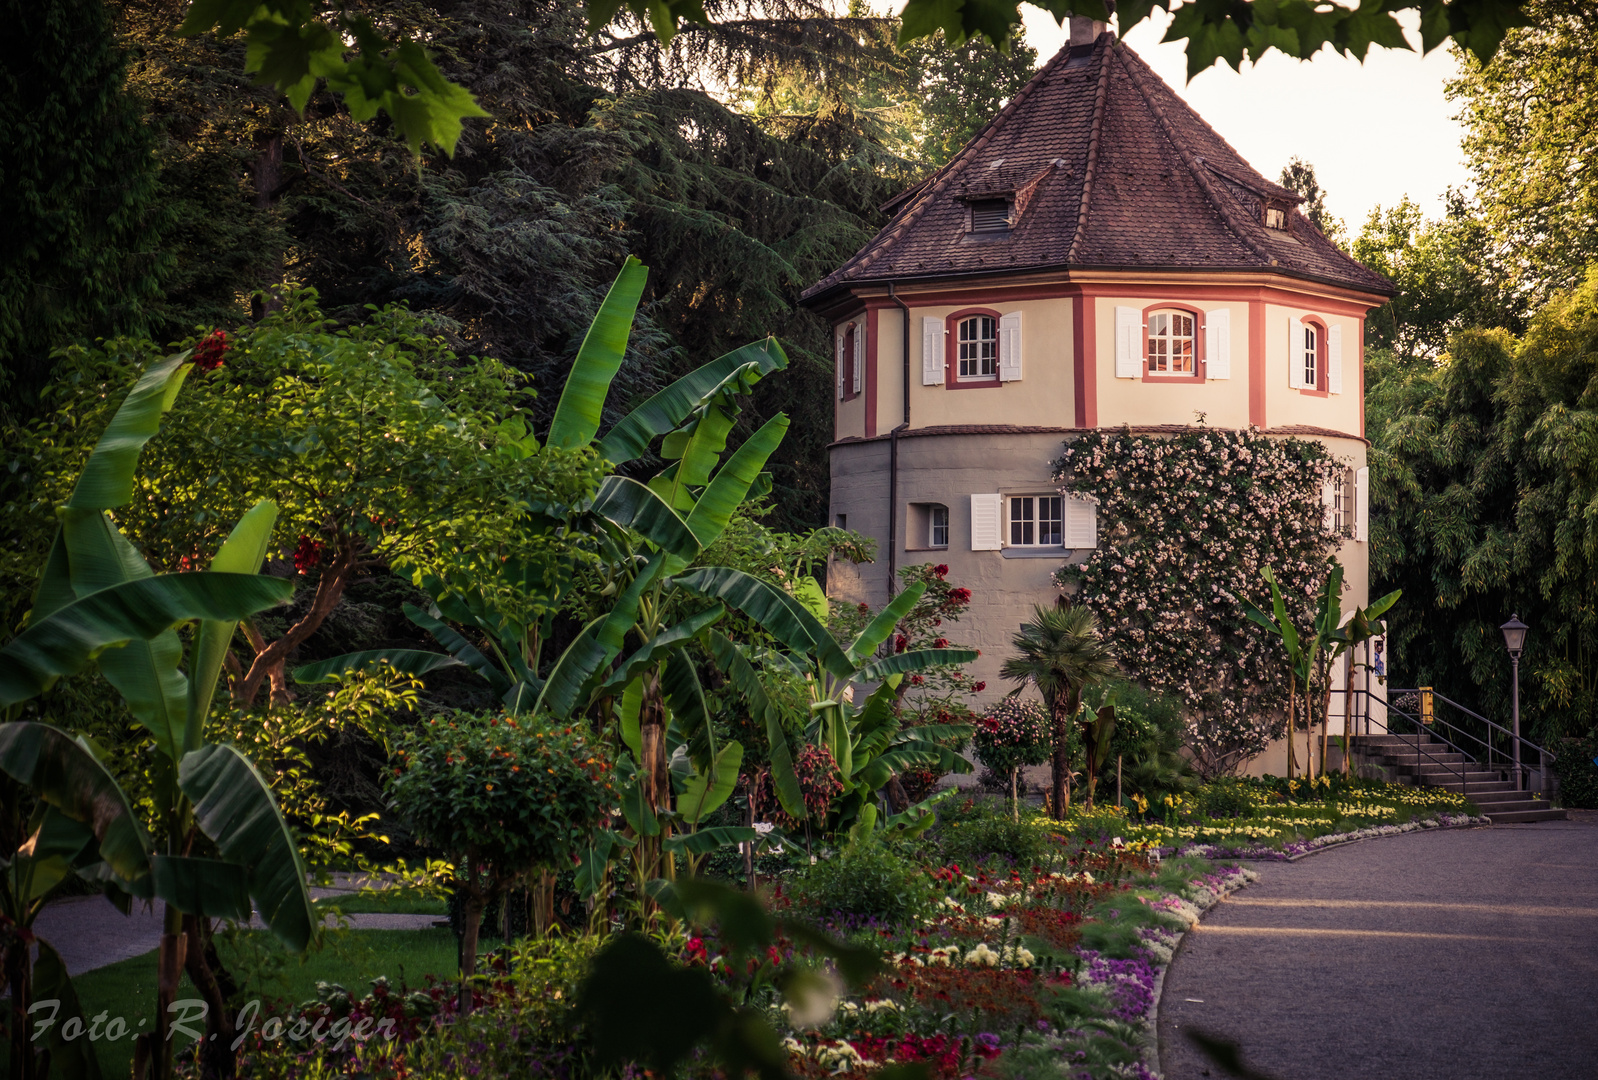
[[1093, 296, 1252, 429], [875, 299, 1077, 431], [1263, 303, 1364, 436]]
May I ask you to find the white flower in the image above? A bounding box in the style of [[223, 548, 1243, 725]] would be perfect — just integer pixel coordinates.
[[753, 822, 775, 835]]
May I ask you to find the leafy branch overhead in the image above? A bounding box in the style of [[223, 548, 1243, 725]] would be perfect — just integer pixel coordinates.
[[601, 0, 1534, 79], [177, 0, 487, 154]]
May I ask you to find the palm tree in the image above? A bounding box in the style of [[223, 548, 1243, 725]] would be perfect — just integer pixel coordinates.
[[1000, 603, 1118, 819]]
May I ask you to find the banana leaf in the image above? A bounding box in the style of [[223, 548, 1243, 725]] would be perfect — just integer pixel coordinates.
[[847, 582, 926, 664], [591, 476, 700, 560], [0, 572, 294, 708], [33, 939, 104, 1080], [534, 615, 608, 719], [292, 648, 466, 685], [853, 648, 978, 684], [662, 825, 757, 858], [599, 342, 786, 464], [403, 603, 515, 696], [179, 744, 315, 951], [707, 631, 804, 819], [547, 256, 647, 450], [673, 567, 853, 678], [66, 352, 191, 511], [662, 647, 718, 768], [188, 499, 279, 751], [677, 742, 743, 826], [682, 414, 789, 550], [0, 722, 150, 881]]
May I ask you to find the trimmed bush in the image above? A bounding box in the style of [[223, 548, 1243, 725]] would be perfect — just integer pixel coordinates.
[[1552, 737, 1598, 808], [788, 840, 933, 925]]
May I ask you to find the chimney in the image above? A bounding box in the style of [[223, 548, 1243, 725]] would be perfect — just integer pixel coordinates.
[[1068, 1, 1113, 49]]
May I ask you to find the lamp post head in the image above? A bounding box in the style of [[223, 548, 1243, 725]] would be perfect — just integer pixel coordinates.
[[1500, 614, 1529, 658]]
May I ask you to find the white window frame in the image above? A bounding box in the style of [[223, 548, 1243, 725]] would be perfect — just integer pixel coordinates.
[[956, 315, 998, 381], [1008, 494, 1064, 548], [1146, 310, 1197, 376], [1302, 323, 1320, 389], [929, 505, 949, 548]]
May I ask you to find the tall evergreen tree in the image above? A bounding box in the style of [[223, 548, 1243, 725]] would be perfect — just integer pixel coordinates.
[[0, 0, 165, 405]]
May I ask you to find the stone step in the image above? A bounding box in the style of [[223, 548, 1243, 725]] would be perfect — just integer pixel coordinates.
[[1421, 774, 1515, 790], [1484, 807, 1570, 824], [1460, 789, 1535, 804], [1352, 735, 1451, 747]]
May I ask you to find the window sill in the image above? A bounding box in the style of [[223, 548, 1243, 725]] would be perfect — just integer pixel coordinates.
[[1001, 547, 1076, 559], [905, 546, 950, 553]]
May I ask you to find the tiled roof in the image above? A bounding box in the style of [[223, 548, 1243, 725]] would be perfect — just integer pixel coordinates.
[[803, 34, 1394, 303]]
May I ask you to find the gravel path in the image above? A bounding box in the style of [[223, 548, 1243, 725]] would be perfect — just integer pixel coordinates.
[[1158, 816, 1598, 1080], [34, 888, 445, 976]]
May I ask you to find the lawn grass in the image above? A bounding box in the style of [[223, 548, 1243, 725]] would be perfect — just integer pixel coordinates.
[[72, 929, 459, 1077], [316, 886, 448, 916]]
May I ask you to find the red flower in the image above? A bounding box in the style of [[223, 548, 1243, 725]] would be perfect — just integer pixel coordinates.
[[191, 330, 230, 373], [933, 564, 949, 578], [973, 681, 987, 692], [293, 534, 326, 573], [949, 587, 972, 605], [910, 674, 925, 686], [933, 637, 949, 649], [894, 634, 909, 653]]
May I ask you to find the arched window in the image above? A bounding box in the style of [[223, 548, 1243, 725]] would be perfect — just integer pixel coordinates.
[[956, 314, 998, 381], [1146, 310, 1196, 375]]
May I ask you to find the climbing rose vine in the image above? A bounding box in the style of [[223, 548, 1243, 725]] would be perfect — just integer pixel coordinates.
[[1055, 428, 1342, 776]]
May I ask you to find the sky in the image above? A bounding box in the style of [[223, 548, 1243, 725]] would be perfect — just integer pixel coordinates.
[[1017, 8, 1472, 233]]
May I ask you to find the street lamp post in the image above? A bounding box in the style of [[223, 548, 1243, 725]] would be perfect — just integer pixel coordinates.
[[1500, 614, 1528, 790]]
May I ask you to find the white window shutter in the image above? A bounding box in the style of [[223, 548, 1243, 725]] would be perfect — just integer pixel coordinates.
[[1115, 306, 1141, 378], [922, 317, 944, 385], [970, 493, 1003, 551], [1289, 316, 1305, 389], [1355, 466, 1370, 542], [1327, 322, 1344, 394], [1066, 498, 1098, 549], [1322, 478, 1336, 533], [998, 311, 1023, 381], [1204, 308, 1231, 380], [852, 321, 865, 395], [835, 327, 846, 400]]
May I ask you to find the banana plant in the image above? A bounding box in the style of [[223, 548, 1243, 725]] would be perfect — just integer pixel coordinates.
[[1324, 587, 1401, 775], [1079, 694, 1118, 808], [0, 349, 315, 1080], [1240, 565, 1317, 779]]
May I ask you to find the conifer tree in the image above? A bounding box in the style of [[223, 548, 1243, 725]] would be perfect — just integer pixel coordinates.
[[0, 0, 165, 404]]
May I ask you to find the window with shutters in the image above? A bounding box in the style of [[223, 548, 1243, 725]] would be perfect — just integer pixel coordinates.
[[1295, 316, 1329, 397], [841, 324, 858, 400], [1146, 310, 1196, 375], [1009, 495, 1063, 547], [1331, 466, 1354, 535], [968, 198, 1011, 233], [943, 308, 1005, 388], [958, 315, 997, 380]]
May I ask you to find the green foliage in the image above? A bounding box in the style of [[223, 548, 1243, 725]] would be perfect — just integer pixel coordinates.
[[1551, 737, 1598, 809], [935, 807, 1054, 868], [176, 0, 487, 154], [1194, 778, 1255, 819], [1093, 680, 1197, 803], [1277, 157, 1345, 246], [390, 711, 616, 874], [1449, 8, 1598, 309], [0, 0, 165, 401], [1058, 427, 1341, 775], [1353, 193, 1519, 361], [1369, 269, 1598, 742], [788, 839, 934, 925]]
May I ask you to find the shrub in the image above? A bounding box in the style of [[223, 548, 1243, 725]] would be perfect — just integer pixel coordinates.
[[1095, 680, 1199, 804], [389, 711, 614, 975], [935, 801, 1056, 867], [972, 698, 1053, 776], [1196, 778, 1255, 819], [1552, 737, 1598, 808], [788, 840, 933, 926]]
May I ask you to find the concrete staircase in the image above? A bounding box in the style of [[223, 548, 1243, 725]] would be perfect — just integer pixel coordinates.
[[1350, 733, 1568, 823]]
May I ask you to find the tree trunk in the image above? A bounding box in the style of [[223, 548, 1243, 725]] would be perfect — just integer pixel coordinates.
[[155, 905, 188, 1080], [1010, 766, 1019, 822], [1286, 680, 1298, 779], [234, 552, 353, 707], [6, 928, 35, 1080], [183, 915, 238, 1080], [249, 130, 285, 321], [1049, 697, 1070, 821], [460, 888, 483, 1014]]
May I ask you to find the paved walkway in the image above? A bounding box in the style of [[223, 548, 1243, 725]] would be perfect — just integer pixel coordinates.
[[1158, 816, 1598, 1080], [34, 878, 443, 976]]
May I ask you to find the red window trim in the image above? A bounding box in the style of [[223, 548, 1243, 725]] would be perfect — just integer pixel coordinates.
[[1297, 315, 1329, 398], [1139, 302, 1206, 384], [841, 323, 860, 402], [944, 307, 1003, 390]]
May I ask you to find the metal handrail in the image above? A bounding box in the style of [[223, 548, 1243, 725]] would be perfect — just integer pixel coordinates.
[[1342, 688, 1471, 800], [1387, 687, 1552, 792]]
